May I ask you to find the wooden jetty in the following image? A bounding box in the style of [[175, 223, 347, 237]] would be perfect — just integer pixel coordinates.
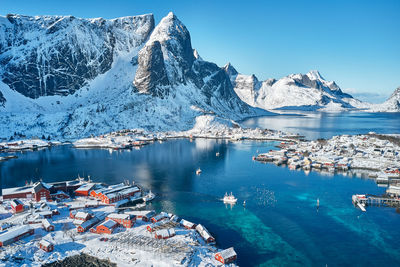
[[352, 194, 400, 210]]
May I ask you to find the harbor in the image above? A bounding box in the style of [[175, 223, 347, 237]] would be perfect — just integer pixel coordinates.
[[0, 176, 237, 266]]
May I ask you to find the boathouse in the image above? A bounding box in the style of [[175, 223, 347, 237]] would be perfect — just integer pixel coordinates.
[[96, 220, 118, 234], [124, 210, 155, 222], [151, 212, 169, 223], [106, 213, 134, 228], [215, 247, 237, 264], [42, 219, 54, 232], [196, 224, 215, 244], [154, 228, 175, 239], [180, 219, 196, 229], [11, 199, 24, 213], [0, 225, 34, 246], [39, 240, 54, 252]]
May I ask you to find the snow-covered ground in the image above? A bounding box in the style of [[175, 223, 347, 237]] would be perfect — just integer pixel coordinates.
[[0, 199, 235, 267]]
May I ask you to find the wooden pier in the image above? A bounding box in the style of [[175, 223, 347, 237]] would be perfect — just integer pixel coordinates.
[[352, 194, 400, 209]]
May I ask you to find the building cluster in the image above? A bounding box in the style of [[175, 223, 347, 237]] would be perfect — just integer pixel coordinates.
[[0, 177, 237, 265], [255, 134, 400, 181]]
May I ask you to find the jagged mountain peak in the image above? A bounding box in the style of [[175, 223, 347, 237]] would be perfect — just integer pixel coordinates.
[[306, 70, 324, 80], [223, 62, 239, 77]]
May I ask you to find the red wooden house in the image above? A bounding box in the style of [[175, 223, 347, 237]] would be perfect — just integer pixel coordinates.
[[215, 247, 237, 264], [39, 240, 54, 252], [180, 219, 196, 229], [96, 220, 118, 234], [106, 213, 135, 228], [154, 228, 175, 239], [11, 199, 24, 213], [32, 182, 51, 202], [75, 183, 95, 197], [151, 212, 169, 223], [77, 217, 99, 233]]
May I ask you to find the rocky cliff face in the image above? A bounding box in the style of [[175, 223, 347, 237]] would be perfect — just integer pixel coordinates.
[[0, 12, 261, 139], [0, 14, 154, 98]]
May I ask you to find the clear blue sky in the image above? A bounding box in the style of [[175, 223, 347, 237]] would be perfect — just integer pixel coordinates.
[[1, 0, 399, 102]]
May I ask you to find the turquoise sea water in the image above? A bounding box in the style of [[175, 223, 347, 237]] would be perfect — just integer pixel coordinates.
[[1, 139, 400, 266]]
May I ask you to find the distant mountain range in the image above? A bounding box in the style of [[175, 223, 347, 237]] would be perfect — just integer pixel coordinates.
[[0, 12, 398, 139]]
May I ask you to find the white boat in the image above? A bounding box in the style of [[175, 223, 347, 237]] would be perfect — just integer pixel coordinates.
[[222, 192, 237, 204], [143, 190, 155, 202], [216, 152, 220, 157], [196, 168, 202, 175]]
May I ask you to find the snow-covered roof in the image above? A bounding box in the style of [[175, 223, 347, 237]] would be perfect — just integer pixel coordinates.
[[180, 219, 195, 228], [79, 217, 99, 229], [39, 239, 53, 247], [105, 186, 139, 199], [99, 219, 117, 229], [11, 199, 24, 207], [42, 219, 53, 228], [218, 247, 237, 259], [75, 183, 95, 192], [107, 213, 130, 220], [2, 185, 33, 196], [124, 210, 155, 217], [0, 225, 32, 243], [155, 228, 175, 238], [75, 211, 91, 219]]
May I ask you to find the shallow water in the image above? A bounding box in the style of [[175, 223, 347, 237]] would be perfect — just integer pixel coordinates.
[[1, 138, 400, 266], [242, 111, 400, 140]]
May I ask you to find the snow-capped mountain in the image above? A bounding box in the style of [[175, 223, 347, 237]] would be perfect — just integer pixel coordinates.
[[370, 86, 400, 112], [0, 12, 263, 139], [225, 64, 367, 111]]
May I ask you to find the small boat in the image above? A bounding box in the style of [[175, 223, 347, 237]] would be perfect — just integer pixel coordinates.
[[243, 200, 246, 206], [143, 190, 155, 202], [216, 152, 220, 157], [196, 168, 202, 175], [222, 192, 237, 204], [317, 198, 320, 208]]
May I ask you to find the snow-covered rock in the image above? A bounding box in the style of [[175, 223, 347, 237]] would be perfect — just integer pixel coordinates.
[[225, 64, 368, 111], [369, 86, 400, 112], [0, 13, 266, 139]]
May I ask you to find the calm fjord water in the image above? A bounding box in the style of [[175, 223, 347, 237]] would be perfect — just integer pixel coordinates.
[[1, 112, 400, 266], [242, 111, 400, 140]]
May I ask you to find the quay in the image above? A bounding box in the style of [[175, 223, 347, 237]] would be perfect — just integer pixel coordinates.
[[352, 194, 400, 210]]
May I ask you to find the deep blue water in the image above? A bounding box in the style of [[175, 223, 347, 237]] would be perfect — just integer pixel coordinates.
[[242, 111, 400, 140], [1, 138, 400, 266]]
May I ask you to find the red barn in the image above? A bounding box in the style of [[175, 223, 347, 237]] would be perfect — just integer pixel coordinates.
[[215, 247, 237, 264], [96, 220, 118, 234], [39, 240, 54, 252], [125, 210, 155, 222], [32, 182, 51, 202], [11, 199, 24, 213], [106, 213, 135, 228]]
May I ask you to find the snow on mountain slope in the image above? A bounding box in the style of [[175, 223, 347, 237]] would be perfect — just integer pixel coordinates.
[[369, 86, 400, 112], [225, 64, 369, 111], [0, 14, 154, 99], [0, 13, 265, 139]]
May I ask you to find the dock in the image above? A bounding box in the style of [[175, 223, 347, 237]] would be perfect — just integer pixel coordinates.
[[352, 194, 400, 210]]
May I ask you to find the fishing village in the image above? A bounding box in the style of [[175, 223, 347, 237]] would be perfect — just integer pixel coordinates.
[[0, 176, 238, 266], [253, 132, 400, 212]]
